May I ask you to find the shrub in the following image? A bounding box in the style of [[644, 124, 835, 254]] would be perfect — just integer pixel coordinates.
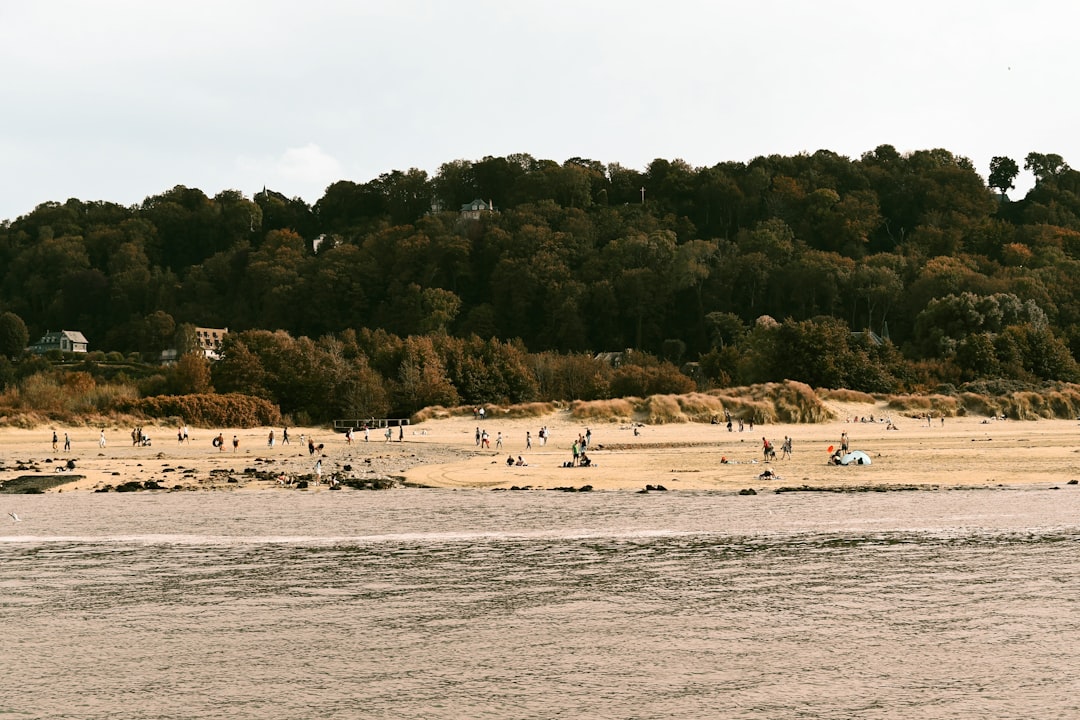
[[121, 393, 282, 427]]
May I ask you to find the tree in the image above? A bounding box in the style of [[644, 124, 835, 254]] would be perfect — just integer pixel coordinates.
[[1024, 153, 1070, 185], [169, 352, 213, 394], [0, 311, 29, 359], [988, 156, 1020, 200]]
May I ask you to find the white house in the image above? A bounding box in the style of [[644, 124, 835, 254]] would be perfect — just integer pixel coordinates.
[[29, 330, 89, 354]]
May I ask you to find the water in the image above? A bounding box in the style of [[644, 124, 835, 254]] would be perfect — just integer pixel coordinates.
[[2, 487, 1079, 719]]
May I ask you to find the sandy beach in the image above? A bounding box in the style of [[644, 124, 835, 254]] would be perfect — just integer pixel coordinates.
[[2, 398, 1079, 493]]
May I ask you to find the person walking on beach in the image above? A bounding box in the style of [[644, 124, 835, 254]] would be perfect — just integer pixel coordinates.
[[526, 431, 532, 449], [52, 431, 58, 451], [399, 424, 404, 442], [363, 425, 369, 442], [63, 432, 70, 451], [232, 435, 239, 452], [495, 432, 503, 450], [475, 427, 481, 446], [385, 427, 392, 443], [282, 427, 290, 444], [268, 430, 275, 448], [314, 459, 322, 484], [99, 429, 106, 448]]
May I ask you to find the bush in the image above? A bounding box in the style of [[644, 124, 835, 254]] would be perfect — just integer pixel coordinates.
[[121, 393, 282, 427]]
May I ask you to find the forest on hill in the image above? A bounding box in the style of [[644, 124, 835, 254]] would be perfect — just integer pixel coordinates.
[[2, 146, 1080, 423]]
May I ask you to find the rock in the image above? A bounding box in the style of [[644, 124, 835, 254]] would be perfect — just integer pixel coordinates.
[[738, 488, 757, 495]]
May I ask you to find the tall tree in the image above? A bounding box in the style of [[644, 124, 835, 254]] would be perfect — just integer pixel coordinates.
[[988, 156, 1020, 201]]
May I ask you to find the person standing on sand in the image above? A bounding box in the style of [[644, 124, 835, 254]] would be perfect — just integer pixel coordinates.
[[52, 431, 58, 451], [63, 432, 70, 451], [526, 431, 532, 449], [399, 424, 404, 442], [268, 430, 275, 448], [495, 432, 503, 450], [475, 427, 481, 446], [314, 459, 322, 484], [840, 431, 849, 453], [282, 427, 290, 444], [99, 429, 106, 448], [364, 425, 369, 442], [385, 427, 392, 443], [232, 435, 239, 452]]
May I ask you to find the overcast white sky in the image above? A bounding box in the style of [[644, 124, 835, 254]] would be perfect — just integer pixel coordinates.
[[1, 0, 1074, 222]]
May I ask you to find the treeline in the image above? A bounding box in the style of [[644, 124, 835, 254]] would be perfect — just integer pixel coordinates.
[[3, 146, 1080, 417]]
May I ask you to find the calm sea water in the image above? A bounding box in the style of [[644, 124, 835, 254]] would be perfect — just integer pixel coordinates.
[[2, 487, 1078, 719]]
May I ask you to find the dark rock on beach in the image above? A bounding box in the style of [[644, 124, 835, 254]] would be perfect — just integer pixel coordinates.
[[1, 474, 86, 494], [774, 484, 923, 494]]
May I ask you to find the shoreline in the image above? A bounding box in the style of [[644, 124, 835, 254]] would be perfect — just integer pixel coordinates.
[[2, 399, 1080, 494]]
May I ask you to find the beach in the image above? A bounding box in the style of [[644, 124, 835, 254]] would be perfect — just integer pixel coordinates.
[[2, 398, 1078, 493]]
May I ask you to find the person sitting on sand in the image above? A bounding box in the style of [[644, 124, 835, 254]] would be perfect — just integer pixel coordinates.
[[506, 454, 515, 466], [515, 456, 527, 466], [579, 453, 591, 467]]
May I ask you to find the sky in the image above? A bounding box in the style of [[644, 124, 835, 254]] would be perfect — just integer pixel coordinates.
[[1, 0, 1075, 222]]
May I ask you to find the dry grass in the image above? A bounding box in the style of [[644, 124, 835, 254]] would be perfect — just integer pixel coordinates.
[[820, 388, 877, 404], [414, 401, 562, 424], [713, 381, 835, 424], [1002, 388, 1080, 420], [959, 392, 1001, 417], [887, 394, 961, 417], [639, 395, 687, 424], [0, 373, 140, 425], [569, 398, 638, 422]]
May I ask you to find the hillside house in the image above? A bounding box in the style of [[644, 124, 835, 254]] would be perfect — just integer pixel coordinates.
[[29, 330, 89, 355], [460, 198, 495, 220], [196, 327, 228, 359]]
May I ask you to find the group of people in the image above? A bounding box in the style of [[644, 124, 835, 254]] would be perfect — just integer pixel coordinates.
[[211, 433, 240, 452], [758, 436, 793, 462], [130, 427, 151, 447], [569, 429, 593, 466], [713, 409, 755, 433]]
